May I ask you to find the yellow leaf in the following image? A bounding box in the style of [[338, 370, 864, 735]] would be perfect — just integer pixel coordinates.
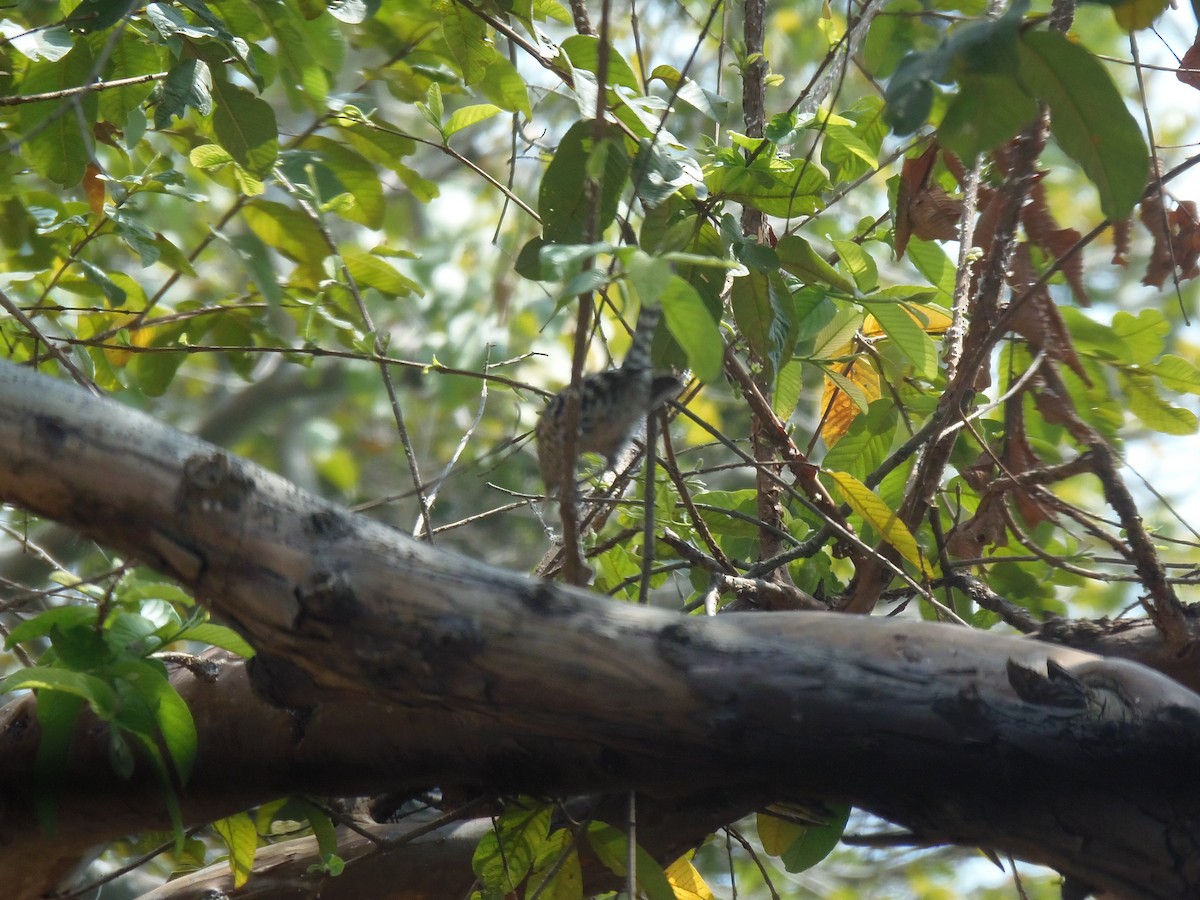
[[757, 810, 805, 856], [819, 344, 881, 446], [904, 302, 952, 335], [825, 470, 931, 575], [666, 854, 715, 900], [212, 811, 258, 888], [820, 302, 948, 445]]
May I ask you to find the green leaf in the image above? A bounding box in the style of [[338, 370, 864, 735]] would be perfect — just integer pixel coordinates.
[[5, 24, 73, 61], [1080, 0, 1171, 30], [904, 238, 956, 298], [112, 659, 197, 783], [865, 0, 936, 78], [822, 366, 870, 415], [538, 120, 630, 244], [5, 605, 98, 647], [1, 668, 116, 719], [821, 124, 879, 182], [660, 275, 723, 383], [211, 84, 279, 179], [776, 804, 851, 873], [791, 287, 839, 345], [1017, 31, 1149, 220], [649, 64, 730, 121], [32, 690, 85, 833], [777, 235, 856, 293], [883, 50, 942, 135], [774, 358, 805, 420], [705, 141, 830, 217], [940, 73, 1039, 160], [1059, 307, 1133, 362], [213, 812, 258, 888], [822, 400, 898, 479], [809, 304, 863, 360], [290, 797, 342, 871], [632, 140, 702, 208], [731, 270, 795, 376], [478, 54, 531, 116], [173, 622, 257, 657], [303, 136, 384, 229], [443, 103, 502, 138], [586, 822, 676, 900], [1111, 308, 1168, 365], [833, 240, 878, 293], [18, 45, 97, 186], [99, 33, 160, 124], [561, 34, 641, 91], [863, 300, 938, 379], [154, 58, 213, 130], [528, 828, 583, 900], [1121, 371, 1199, 435], [343, 251, 422, 298], [472, 801, 549, 893], [1148, 354, 1200, 395], [438, 0, 491, 84], [825, 470, 931, 573], [243, 200, 329, 268]]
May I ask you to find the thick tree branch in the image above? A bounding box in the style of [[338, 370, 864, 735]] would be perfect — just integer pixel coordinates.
[[2, 363, 1200, 898]]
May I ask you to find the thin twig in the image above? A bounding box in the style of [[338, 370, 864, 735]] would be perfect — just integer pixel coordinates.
[[0, 289, 100, 395]]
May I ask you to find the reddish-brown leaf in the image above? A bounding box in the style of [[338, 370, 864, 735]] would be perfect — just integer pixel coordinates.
[[909, 184, 962, 243], [1002, 402, 1052, 527], [894, 142, 940, 259], [1178, 31, 1200, 91], [1021, 180, 1089, 307], [83, 163, 105, 218], [1112, 216, 1132, 266], [946, 493, 1008, 558], [1008, 245, 1093, 387], [1140, 191, 1200, 288]]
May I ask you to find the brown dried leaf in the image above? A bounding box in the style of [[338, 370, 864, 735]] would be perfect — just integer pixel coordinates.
[[83, 163, 105, 218], [1031, 379, 1076, 426], [1021, 180, 1088, 307], [1178, 31, 1200, 91], [946, 493, 1008, 559], [941, 147, 968, 186], [1140, 192, 1200, 288], [961, 451, 997, 492], [1002, 402, 1051, 527], [1008, 245, 1093, 387], [909, 184, 963, 243], [894, 142, 939, 259], [1112, 216, 1132, 267]]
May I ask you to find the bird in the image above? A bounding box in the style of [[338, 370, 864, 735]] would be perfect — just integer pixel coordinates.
[[535, 307, 683, 494]]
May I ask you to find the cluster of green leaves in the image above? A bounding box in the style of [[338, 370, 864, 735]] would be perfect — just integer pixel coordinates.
[[880, 0, 1150, 218], [469, 799, 854, 900], [209, 797, 344, 888], [0, 571, 252, 838]]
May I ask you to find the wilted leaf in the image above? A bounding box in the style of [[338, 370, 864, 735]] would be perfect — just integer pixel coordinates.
[[946, 493, 1009, 557], [1139, 193, 1200, 289], [1007, 245, 1092, 386], [1021, 178, 1089, 306]]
